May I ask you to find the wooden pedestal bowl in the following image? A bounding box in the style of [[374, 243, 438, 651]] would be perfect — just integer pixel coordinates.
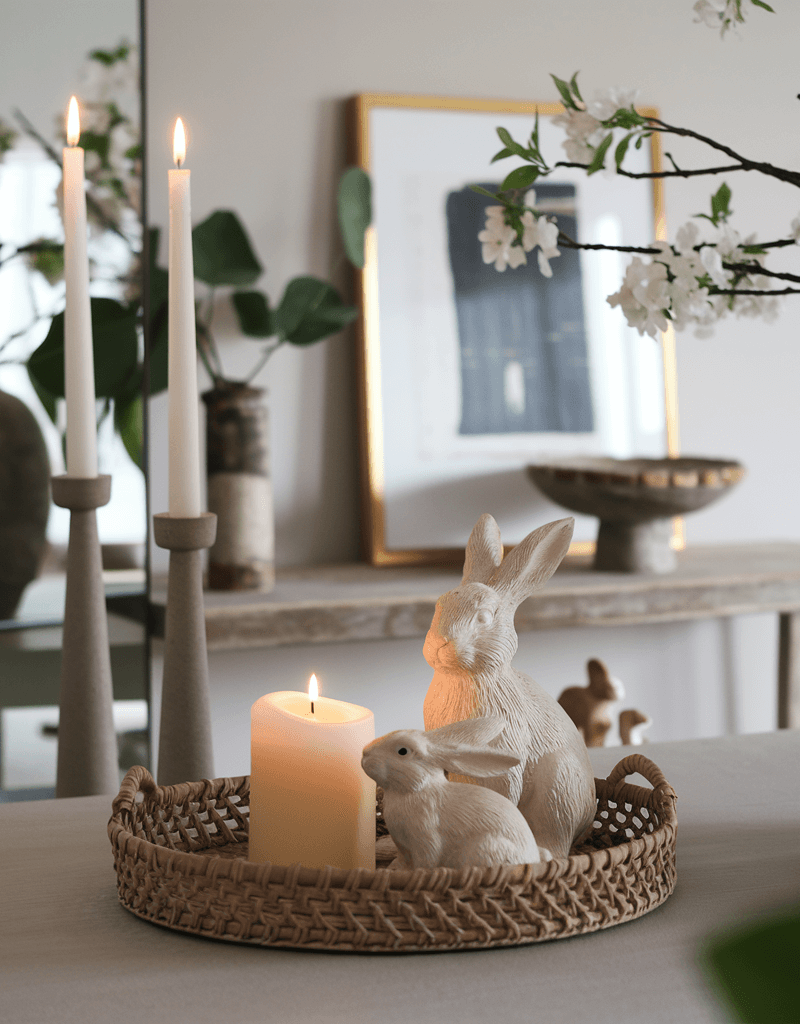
[[527, 456, 745, 573]]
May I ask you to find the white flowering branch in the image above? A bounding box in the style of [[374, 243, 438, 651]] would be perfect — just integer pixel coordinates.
[[476, 29, 800, 340]]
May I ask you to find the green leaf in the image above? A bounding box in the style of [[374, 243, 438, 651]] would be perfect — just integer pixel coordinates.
[[551, 74, 577, 110], [614, 133, 633, 170], [491, 147, 513, 163], [28, 298, 139, 400], [569, 72, 583, 104], [469, 185, 508, 202], [276, 276, 358, 347], [79, 130, 111, 168], [711, 182, 732, 224], [614, 109, 647, 129], [500, 165, 539, 191], [750, 0, 775, 11], [337, 167, 372, 269], [114, 393, 143, 468], [231, 290, 275, 338], [192, 210, 262, 286], [29, 373, 57, 425], [587, 133, 613, 175], [495, 127, 527, 159]]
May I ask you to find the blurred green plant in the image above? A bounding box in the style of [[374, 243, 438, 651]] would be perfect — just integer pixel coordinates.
[[0, 43, 371, 471]]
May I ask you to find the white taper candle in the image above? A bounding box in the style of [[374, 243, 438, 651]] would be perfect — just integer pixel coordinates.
[[167, 117, 202, 517], [63, 96, 98, 478]]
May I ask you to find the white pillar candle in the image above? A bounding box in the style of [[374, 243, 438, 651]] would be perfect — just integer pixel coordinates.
[[62, 96, 97, 478], [167, 117, 202, 517], [250, 676, 376, 870]]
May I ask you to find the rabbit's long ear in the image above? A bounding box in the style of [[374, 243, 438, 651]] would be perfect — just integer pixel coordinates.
[[587, 658, 610, 686], [437, 748, 521, 778], [462, 514, 503, 585], [493, 517, 574, 606], [428, 716, 506, 748]]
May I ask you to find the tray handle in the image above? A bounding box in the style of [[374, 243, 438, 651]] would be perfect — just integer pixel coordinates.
[[604, 753, 677, 824], [112, 764, 157, 820]]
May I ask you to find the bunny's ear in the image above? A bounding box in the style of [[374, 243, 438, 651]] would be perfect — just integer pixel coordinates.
[[428, 716, 506, 749], [462, 514, 503, 585], [437, 748, 521, 779], [587, 658, 609, 686], [493, 517, 574, 606]]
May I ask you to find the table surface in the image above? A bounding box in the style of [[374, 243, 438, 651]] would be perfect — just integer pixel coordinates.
[[148, 542, 800, 650], [2, 731, 798, 1024]]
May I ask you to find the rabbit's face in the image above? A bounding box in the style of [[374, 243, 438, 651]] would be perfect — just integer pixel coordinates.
[[361, 731, 438, 793], [424, 584, 517, 677]]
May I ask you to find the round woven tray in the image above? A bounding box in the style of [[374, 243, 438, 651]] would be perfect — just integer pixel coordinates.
[[108, 753, 677, 952]]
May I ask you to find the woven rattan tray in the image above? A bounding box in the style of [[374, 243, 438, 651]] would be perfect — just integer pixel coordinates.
[[108, 753, 677, 952]]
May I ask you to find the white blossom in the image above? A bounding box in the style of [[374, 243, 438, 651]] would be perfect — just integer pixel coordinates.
[[587, 87, 639, 122], [607, 257, 670, 339], [478, 212, 525, 272], [551, 108, 607, 164], [693, 0, 740, 36]]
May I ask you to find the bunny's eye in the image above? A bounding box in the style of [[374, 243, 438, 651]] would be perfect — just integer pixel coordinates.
[[476, 609, 494, 625], [397, 747, 408, 756]]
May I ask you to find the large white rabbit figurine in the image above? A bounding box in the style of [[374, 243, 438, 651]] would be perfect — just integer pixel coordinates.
[[361, 717, 544, 870], [423, 514, 596, 860]]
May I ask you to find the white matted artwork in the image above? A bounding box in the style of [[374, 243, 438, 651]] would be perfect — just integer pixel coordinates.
[[349, 94, 678, 565]]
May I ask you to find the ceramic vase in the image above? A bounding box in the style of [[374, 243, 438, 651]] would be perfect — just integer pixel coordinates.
[[0, 388, 50, 619], [202, 381, 274, 591]]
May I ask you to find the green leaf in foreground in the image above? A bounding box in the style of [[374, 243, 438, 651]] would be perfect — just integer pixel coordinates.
[[337, 167, 372, 269], [193, 210, 262, 286]]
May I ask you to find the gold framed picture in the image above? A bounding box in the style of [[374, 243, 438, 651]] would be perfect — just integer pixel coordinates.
[[349, 93, 679, 567]]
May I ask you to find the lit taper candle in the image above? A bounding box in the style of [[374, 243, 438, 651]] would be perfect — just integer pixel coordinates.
[[168, 117, 202, 516], [62, 96, 98, 478]]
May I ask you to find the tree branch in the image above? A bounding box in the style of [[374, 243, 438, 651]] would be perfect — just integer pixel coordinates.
[[556, 230, 659, 255], [722, 262, 800, 284], [646, 115, 800, 188], [554, 159, 745, 181]]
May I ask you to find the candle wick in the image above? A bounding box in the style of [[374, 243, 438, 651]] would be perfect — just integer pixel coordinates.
[[311, 701, 315, 715]]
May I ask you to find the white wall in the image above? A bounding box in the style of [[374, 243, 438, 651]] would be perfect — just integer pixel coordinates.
[[146, 0, 798, 774]]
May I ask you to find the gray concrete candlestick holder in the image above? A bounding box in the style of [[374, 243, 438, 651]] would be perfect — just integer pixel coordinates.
[[153, 511, 217, 786], [51, 474, 118, 798]]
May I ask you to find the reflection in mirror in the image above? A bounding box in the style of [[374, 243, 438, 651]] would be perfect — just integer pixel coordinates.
[[0, 2, 148, 800], [351, 95, 678, 565]]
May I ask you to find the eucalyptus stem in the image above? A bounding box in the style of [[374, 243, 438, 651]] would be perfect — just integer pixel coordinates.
[[244, 339, 283, 385]]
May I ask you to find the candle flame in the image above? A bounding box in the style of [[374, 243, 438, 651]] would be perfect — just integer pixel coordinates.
[[66, 96, 80, 146], [173, 117, 186, 167], [308, 674, 319, 702]]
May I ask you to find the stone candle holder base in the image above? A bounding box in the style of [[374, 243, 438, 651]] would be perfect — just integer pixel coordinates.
[[51, 474, 117, 798], [153, 511, 217, 786]]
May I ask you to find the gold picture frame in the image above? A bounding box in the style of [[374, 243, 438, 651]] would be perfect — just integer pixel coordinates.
[[348, 93, 680, 567]]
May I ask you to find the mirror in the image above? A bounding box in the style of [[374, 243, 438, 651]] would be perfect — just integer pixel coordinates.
[[0, 2, 148, 799], [351, 94, 678, 565]]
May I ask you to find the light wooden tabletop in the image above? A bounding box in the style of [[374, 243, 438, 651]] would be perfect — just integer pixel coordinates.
[[2, 731, 798, 1024]]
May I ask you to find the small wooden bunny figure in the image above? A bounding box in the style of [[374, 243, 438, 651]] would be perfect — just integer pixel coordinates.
[[619, 709, 652, 746], [558, 658, 625, 747], [423, 514, 595, 860]]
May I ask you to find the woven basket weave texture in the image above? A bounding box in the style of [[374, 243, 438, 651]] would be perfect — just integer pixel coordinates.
[[108, 753, 677, 952]]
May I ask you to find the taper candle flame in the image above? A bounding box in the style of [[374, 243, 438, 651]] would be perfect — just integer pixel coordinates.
[[67, 96, 80, 147], [309, 673, 319, 714], [173, 117, 186, 167]]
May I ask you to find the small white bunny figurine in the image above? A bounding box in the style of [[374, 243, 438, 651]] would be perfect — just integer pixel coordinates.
[[361, 717, 544, 870], [423, 514, 596, 860]]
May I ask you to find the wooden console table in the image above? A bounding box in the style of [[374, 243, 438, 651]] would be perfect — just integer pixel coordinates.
[[149, 543, 800, 729]]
